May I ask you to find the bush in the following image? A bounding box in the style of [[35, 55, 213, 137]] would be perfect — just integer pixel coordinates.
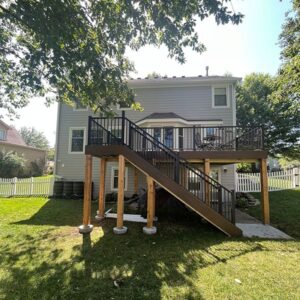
[[29, 159, 45, 177], [0, 150, 26, 178], [237, 162, 252, 173], [236, 196, 248, 208]]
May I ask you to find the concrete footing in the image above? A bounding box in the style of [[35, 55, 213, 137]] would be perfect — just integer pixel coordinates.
[[143, 226, 157, 235], [113, 226, 128, 235], [79, 224, 93, 234]]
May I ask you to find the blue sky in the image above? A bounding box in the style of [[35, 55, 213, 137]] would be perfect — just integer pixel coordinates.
[[2, 0, 293, 146]]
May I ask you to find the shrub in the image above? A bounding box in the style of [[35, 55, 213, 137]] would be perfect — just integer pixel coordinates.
[[0, 150, 26, 178], [29, 159, 45, 177], [237, 162, 252, 173], [236, 197, 248, 208]]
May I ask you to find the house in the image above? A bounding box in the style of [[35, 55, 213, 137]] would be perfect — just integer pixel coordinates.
[[54, 75, 269, 236], [0, 120, 47, 175]]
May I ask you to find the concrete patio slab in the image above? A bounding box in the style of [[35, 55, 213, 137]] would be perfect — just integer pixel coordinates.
[[236, 223, 293, 240], [235, 209, 293, 239], [235, 209, 261, 224]]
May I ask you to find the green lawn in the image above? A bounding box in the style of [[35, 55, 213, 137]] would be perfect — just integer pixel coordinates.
[[246, 189, 300, 238], [0, 198, 299, 300]]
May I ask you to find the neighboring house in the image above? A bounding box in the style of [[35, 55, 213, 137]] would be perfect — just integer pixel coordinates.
[[55, 75, 268, 236], [0, 120, 47, 174]]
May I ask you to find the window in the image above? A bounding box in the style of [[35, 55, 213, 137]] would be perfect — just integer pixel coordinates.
[[164, 127, 174, 148], [111, 166, 128, 191], [213, 87, 228, 107], [0, 129, 6, 141], [153, 128, 161, 142], [206, 127, 215, 136], [178, 128, 184, 149], [69, 128, 86, 153], [73, 102, 88, 111]]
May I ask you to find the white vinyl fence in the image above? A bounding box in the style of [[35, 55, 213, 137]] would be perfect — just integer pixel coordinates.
[[0, 177, 54, 197], [236, 167, 300, 192]]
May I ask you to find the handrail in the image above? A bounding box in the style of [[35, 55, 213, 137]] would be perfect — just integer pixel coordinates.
[[89, 116, 236, 222]]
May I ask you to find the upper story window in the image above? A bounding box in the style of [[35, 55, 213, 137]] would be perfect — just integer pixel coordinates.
[[73, 102, 88, 111], [69, 127, 86, 153], [0, 129, 6, 141], [212, 86, 229, 108]]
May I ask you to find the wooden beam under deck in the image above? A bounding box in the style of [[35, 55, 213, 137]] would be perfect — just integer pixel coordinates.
[[146, 176, 155, 228], [116, 155, 126, 229], [85, 146, 267, 164], [260, 158, 270, 225], [180, 150, 268, 163], [83, 155, 93, 226], [97, 158, 106, 219]]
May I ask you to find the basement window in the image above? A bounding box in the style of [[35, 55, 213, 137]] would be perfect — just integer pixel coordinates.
[[111, 166, 128, 191]]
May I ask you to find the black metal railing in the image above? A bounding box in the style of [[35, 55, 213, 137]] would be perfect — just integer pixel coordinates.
[[88, 116, 236, 223], [140, 126, 264, 151]]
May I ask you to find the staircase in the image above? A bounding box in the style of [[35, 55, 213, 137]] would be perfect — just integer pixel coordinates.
[[86, 116, 242, 237]]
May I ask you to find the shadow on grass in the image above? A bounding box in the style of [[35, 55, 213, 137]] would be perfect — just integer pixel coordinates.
[[2, 219, 299, 299], [12, 199, 98, 227], [2, 199, 299, 299]]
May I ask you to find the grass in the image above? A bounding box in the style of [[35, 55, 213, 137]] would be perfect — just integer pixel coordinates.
[[246, 189, 300, 238], [0, 198, 299, 300]]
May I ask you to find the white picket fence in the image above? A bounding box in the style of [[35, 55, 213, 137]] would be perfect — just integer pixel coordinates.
[[236, 167, 300, 192], [0, 177, 54, 197]]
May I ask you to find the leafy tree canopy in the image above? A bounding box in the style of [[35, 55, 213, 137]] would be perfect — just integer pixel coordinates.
[[19, 127, 50, 150], [236, 72, 299, 159], [0, 0, 243, 118]]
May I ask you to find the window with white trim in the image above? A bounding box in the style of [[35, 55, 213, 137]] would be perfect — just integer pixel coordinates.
[[213, 87, 228, 107], [69, 128, 85, 153], [111, 166, 128, 191]]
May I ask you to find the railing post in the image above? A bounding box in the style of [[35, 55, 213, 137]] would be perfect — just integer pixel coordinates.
[[128, 123, 132, 148], [218, 186, 222, 215], [231, 189, 236, 224], [121, 110, 125, 145], [174, 159, 180, 183], [88, 116, 92, 145], [193, 126, 196, 150]]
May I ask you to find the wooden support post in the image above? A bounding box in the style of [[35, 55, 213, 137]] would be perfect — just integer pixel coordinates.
[[96, 158, 106, 221], [113, 155, 127, 234], [260, 158, 270, 224], [134, 167, 138, 194], [204, 159, 211, 206], [79, 155, 93, 234], [143, 176, 157, 234]]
